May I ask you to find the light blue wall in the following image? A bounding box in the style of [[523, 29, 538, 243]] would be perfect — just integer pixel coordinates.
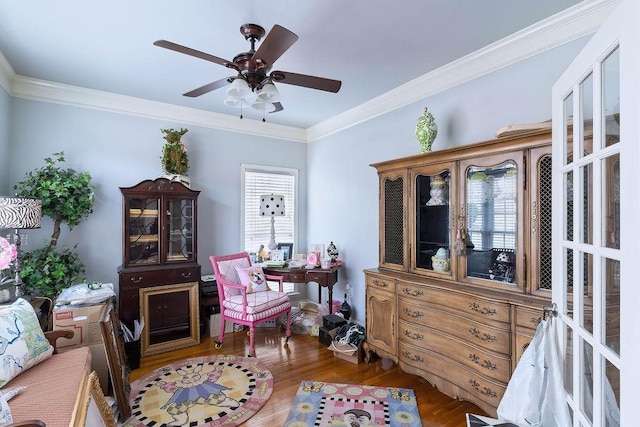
[[0, 88, 9, 193], [8, 99, 307, 286], [307, 38, 588, 323]]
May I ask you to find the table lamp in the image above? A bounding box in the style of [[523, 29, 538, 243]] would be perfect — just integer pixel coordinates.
[[0, 196, 42, 298], [259, 194, 285, 250]]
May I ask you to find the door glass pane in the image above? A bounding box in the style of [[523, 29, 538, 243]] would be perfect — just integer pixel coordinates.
[[580, 164, 593, 245], [566, 248, 574, 310], [565, 92, 574, 164], [602, 154, 620, 249], [465, 162, 517, 284], [415, 171, 451, 273], [565, 171, 574, 242], [602, 47, 620, 148], [564, 323, 574, 397], [603, 356, 621, 426], [580, 73, 594, 157], [582, 339, 594, 423], [604, 258, 620, 355], [582, 252, 594, 335]]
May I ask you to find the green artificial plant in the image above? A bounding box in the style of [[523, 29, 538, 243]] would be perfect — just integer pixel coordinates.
[[13, 152, 95, 297], [161, 128, 189, 175]]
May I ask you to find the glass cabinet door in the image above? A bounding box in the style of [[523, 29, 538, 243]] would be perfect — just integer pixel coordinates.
[[127, 198, 160, 265], [411, 163, 455, 276], [164, 197, 195, 263], [459, 152, 524, 288]]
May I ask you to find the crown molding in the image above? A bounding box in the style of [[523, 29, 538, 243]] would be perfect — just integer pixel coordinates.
[[0, 0, 619, 143], [0, 50, 14, 95], [9, 75, 307, 143], [306, 0, 620, 141]]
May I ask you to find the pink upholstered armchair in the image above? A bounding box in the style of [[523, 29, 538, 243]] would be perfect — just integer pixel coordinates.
[[210, 251, 292, 357]]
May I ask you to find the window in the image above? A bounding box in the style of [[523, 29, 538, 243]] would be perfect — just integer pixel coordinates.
[[241, 164, 297, 257]]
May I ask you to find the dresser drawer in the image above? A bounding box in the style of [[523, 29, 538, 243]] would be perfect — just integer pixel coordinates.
[[399, 320, 511, 383], [515, 305, 543, 332], [398, 283, 510, 324], [365, 273, 396, 293], [397, 299, 510, 354], [120, 266, 200, 287], [398, 341, 506, 411]]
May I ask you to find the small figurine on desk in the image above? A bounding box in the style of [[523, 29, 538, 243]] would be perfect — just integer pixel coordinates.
[[257, 245, 264, 263]]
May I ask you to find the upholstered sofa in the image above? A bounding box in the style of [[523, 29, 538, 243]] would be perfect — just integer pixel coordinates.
[[1, 299, 93, 426]]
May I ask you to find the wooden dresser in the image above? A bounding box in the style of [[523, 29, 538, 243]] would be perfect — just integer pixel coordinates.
[[364, 129, 553, 416]]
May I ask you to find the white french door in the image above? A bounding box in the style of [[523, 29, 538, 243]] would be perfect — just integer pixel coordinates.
[[552, 0, 640, 425]]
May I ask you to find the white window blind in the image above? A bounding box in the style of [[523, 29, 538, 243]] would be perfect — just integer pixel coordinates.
[[242, 166, 296, 255]]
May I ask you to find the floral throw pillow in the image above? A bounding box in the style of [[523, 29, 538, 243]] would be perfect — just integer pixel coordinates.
[[234, 265, 269, 293], [0, 298, 54, 388]]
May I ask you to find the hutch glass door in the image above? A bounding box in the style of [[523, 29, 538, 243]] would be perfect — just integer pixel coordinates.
[[127, 198, 160, 265]]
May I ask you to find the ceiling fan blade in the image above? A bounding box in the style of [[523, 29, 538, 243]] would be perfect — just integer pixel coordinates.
[[252, 25, 298, 66], [183, 77, 231, 97], [154, 40, 234, 69], [271, 71, 341, 93], [271, 102, 284, 113]]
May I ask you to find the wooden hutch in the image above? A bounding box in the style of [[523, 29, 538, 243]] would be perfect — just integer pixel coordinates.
[[118, 178, 200, 356], [364, 129, 554, 416]]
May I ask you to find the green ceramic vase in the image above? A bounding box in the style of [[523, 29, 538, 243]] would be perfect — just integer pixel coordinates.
[[415, 107, 438, 152]]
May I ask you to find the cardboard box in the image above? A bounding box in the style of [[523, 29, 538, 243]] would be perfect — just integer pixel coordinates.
[[53, 302, 109, 350], [331, 341, 364, 364], [207, 313, 233, 337]]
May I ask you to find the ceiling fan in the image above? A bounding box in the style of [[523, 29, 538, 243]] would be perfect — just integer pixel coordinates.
[[154, 23, 342, 119]]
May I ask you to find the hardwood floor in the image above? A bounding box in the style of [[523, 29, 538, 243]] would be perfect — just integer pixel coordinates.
[[129, 328, 486, 426]]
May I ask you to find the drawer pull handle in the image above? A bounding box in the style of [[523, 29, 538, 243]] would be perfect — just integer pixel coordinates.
[[130, 276, 143, 283], [182, 272, 192, 278], [403, 308, 424, 319], [372, 279, 389, 288], [402, 287, 424, 297], [469, 354, 497, 370], [403, 330, 424, 341], [469, 379, 498, 399], [468, 328, 496, 342], [469, 302, 498, 316], [402, 350, 424, 363]]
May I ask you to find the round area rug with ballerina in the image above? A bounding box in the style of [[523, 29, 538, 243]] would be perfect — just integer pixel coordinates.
[[125, 354, 273, 427]]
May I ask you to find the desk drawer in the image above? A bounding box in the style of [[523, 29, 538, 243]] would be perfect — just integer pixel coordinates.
[[306, 270, 336, 286], [287, 272, 307, 283]]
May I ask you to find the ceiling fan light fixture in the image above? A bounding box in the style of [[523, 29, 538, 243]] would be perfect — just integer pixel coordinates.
[[226, 78, 252, 100], [223, 97, 250, 108], [251, 100, 276, 113], [256, 82, 281, 102]]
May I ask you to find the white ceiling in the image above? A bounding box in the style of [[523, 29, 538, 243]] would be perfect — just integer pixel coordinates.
[[0, 1, 608, 134]]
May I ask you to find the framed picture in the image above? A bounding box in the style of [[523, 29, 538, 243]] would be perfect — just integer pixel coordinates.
[[271, 249, 284, 262], [277, 242, 293, 260]]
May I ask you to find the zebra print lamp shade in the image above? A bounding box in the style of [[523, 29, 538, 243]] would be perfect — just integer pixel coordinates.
[[0, 197, 42, 229]]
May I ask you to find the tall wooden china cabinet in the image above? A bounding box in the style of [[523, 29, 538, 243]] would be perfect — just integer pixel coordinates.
[[365, 129, 554, 416], [118, 178, 200, 356]]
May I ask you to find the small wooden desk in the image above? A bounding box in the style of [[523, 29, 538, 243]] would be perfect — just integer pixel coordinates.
[[263, 265, 341, 313]]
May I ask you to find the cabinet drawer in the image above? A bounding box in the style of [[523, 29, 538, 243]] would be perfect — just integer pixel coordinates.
[[399, 342, 506, 410], [515, 306, 543, 332], [397, 299, 510, 354], [120, 266, 200, 287], [398, 283, 510, 324], [365, 273, 396, 293], [399, 320, 510, 383]]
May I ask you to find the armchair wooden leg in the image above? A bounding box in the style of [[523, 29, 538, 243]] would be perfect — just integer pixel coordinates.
[[248, 326, 256, 357]]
